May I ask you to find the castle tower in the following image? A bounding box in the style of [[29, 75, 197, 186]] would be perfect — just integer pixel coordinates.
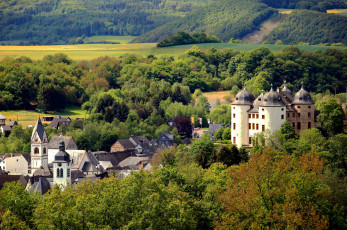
[[53, 141, 71, 188], [31, 118, 48, 173], [259, 85, 286, 134], [291, 82, 315, 134], [231, 87, 255, 148]]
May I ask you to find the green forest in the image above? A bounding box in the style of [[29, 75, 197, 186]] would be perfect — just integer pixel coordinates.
[[0, 0, 346, 45], [265, 10, 347, 45]]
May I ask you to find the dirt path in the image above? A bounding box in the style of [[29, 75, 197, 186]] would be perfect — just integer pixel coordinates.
[[242, 15, 284, 44]]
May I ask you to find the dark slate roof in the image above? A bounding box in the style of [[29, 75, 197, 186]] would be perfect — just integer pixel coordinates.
[[29, 176, 52, 195], [54, 141, 71, 162], [33, 166, 51, 177], [117, 139, 136, 149], [0, 175, 27, 190], [71, 170, 85, 182], [293, 85, 314, 105], [82, 162, 99, 173], [129, 136, 150, 145], [86, 151, 99, 166], [32, 118, 46, 141], [48, 136, 77, 149], [119, 156, 148, 168], [161, 131, 174, 140], [259, 86, 285, 107], [231, 87, 255, 105], [208, 124, 224, 136], [49, 116, 71, 129], [94, 150, 135, 168]]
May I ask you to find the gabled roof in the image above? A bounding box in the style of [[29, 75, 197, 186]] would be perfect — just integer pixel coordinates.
[[208, 124, 224, 136], [0, 175, 27, 190], [49, 116, 71, 129], [117, 139, 136, 149], [1, 125, 12, 132], [48, 136, 77, 150], [119, 156, 148, 168], [31, 118, 46, 141], [160, 131, 174, 140], [29, 177, 52, 195], [129, 136, 150, 146], [86, 151, 99, 166], [94, 150, 135, 168], [0, 113, 6, 120], [7, 120, 18, 127]]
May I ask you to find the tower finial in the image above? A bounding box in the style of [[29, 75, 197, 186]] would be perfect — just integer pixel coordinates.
[[270, 83, 273, 91], [301, 81, 304, 89]]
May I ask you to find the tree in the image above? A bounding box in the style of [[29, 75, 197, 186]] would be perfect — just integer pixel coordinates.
[[217, 147, 343, 229], [324, 134, 347, 177], [317, 99, 344, 135], [280, 120, 298, 140], [172, 116, 193, 138], [212, 145, 246, 167], [214, 127, 224, 140], [37, 83, 66, 112], [190, 133, 215, 168], [222, 128, 231, 140]]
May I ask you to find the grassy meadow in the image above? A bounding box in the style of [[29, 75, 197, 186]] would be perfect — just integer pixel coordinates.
[[0, 106, 87, 127], [84, 36, 138, 44], [0, 42, 344, 61]]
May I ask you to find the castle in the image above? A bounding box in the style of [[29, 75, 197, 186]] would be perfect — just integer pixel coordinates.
[[231, 82, 315, 148]]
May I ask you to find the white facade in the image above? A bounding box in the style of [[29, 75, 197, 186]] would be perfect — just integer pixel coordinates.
[[30, 119, 48, 173], [53, 160, 71, 187]]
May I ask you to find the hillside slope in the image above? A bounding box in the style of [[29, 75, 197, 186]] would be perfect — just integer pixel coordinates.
[[134, 0, 276, 43], [0, 0, 217, 45], [264, 10, 347, 45]]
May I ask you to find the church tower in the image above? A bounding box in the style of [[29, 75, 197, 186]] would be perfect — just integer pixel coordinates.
[[53, 141, 71, 188], [31, 118, 48, 173]]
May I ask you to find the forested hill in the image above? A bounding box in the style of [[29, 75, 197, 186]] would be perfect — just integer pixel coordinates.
[[0, 0, 218, 45], [134, 0, 276, 43], [264, 10, 347, 45]]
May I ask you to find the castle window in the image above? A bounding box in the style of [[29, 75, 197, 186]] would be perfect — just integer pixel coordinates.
[[308, 122, 311, 129], [67, 169, 70, 177], [262, 115, 265, 119], [308, 112, 311, 118], [233, 137, 236, 144], [297, 122, 301, 129], [281, 108, 284, 111], [287, 113, 290, 117], [262, 125, 265, 132], [248, 114, 251, 118], [233, 107, 235, 109], [252, 114, 255, 118], [281, 115, 284, 119], [233, 113, 235, 118], [249, 137, 252, 145], [60, 168, 64, 178], [293, 123, 295, 128], [34, 148, 39, 154], [256, 114, 259, 119], [298, 113, 301, 117], [249, 123, 251, 129], [233, 123, 236, 130], [308, 106, 311, 108], [256, 124, 259, 130], [252, 123, 255, 129], [262, 108, 264, 111], [298, 106, 301, 108], [56, 168, 60, 177]]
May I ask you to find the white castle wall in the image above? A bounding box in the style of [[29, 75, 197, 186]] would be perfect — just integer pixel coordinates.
[[231, 105, 250, 148]]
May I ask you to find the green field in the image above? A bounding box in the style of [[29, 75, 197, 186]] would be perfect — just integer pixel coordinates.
[[0, 42, 345, 61], [84, 36, 138, 44], [0, 106, 87, 127]]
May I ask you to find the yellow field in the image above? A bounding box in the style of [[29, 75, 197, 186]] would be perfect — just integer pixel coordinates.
[[280, 10, 292, 14], [327, 9, 347, 14], [0, 43, 157, 61], [203, 91, 231, 102]]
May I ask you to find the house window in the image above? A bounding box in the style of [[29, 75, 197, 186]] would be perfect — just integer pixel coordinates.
[[249, 123, 251, 129], [233, 123, 236, 130], [252, 123, 255, 130], [297, 122, 301, 130], [249, 137, 252, 145], [233, 137, 236, 144], [233, 113, 235, 118], [60, 168, 64, 178], [256, 124, 259, 130], [34, 148, 39, 154], [281, 115, 284, 119], [262, 115, 265, 119], [57, 168, 60, 177], [248, 114, 251, 118], [252, 114, 255, 119], [308, 122, 311, 129], [308, 112, 311, 118], [256, 114, 259, 119], [262, 125, 265, 132], [287, 113, 290, 117]]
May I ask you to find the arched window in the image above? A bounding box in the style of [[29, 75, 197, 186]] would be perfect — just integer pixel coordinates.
[[60, 168, 64, 178], [43, 147, 46, 155], [56, 168, 60, 177], [34, 147, 39, 154]]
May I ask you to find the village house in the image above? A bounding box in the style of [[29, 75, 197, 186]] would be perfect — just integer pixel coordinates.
[[231, 82, 316, 148], [49, 115, 72, 129], [5, 153, 30, 175], [0, 113, 6, 127], [47, 136, 78, 163], [156, 131, 174, 148], [111, 139, 136, 152], [1, 120, 18, 136], [208, 123, 224, 139]]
